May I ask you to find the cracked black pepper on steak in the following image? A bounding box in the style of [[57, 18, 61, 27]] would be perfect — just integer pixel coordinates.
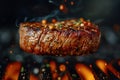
[[19, 18, 101, 56]]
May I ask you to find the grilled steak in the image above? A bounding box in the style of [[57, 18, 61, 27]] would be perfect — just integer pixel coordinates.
[[19, 18, 101, 56]]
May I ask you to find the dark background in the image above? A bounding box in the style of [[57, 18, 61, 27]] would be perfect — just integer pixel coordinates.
[[0, 0, 120, 61], [0, 0, 120, 26]]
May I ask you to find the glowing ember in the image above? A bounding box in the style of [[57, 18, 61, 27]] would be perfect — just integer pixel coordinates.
[[59, 4, 65, 11], [3, 62, 21, 80], [42, 19, 47, 24], [89, 64, 92, 68], [70, 1, 74, 5], [52, 18, 57, 23], [59, 4, 68, 13], [59, 64, 66, 72], [96, 59, 108, 75], [66, 61, 69, 64], [75, 63, 95, 80]]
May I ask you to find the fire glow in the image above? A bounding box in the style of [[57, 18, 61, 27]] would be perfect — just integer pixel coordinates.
[[1, 59, 120, 80], [30, 74, 39, 80], [3, 62, 21, 80], [49, 61, 58, 80], [96, 59, 120, 79], [75, 63, 95, 80]]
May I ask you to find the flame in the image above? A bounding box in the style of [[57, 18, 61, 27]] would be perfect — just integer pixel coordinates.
[[107, 62, 120, 79], [30, 74, 39, 80], [3, 62, 21, 80], [2, 59, 120, 80], [50, 61, 57, 72], [96, 59, 120, 79], [75, 63, 95, 80], [96, 59, 108, 74], [50, 61, 58, 80]]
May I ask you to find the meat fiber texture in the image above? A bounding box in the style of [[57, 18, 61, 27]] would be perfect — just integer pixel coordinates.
[[19, 18, 101, 56]]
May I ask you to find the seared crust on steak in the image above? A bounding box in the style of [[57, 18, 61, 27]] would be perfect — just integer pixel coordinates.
[[19, 18, 101, 56]]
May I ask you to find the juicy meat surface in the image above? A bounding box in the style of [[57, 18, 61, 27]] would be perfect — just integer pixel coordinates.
[[19, 18, 101, 56]]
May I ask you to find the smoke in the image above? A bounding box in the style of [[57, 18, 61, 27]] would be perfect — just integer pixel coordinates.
[[15, 0, 120, 25], [15, 0, 84, 23], [84, 0, 115, 17]]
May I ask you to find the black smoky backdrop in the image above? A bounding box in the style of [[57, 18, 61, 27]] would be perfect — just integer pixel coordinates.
[[0, 0, 120, 62]]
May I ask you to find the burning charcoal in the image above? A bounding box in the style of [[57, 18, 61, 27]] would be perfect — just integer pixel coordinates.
[[95, 59, 120, 79], [1, 57, 120, 79], [92, 62, 110, 80]]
